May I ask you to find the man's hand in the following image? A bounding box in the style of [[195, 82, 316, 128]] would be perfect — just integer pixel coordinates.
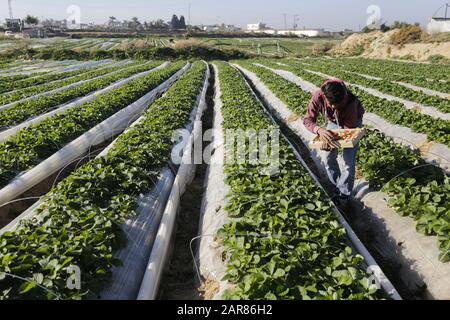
[[317, 128, 340, 150]]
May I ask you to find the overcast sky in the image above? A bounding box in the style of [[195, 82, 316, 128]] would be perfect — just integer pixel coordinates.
[[1, 0, 447, 31]]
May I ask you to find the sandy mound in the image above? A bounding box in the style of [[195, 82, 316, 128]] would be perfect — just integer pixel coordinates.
[[332, 30, 450, 61], [332, 31, 383, 56]]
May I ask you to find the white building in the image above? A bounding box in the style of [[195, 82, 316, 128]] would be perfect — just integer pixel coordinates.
[[42, 19, 68, 30], [427, 17, 450, 33], [224, 25, 241, 32], [278, 29, 330, 37], [22, 27, 47, 38], [245, 27, 330, 37], [5, 18, 22, 31], [202, 24, 241, 33], [202, 25, 220, 32], [247, 22, 267, 31], [66, 19, 80, 30]]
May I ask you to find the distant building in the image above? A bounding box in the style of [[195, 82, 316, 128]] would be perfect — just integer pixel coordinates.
[[223, 25, 241, 32], [5, 18, 22, 32], [67, 19, 80, 30], [278, 29, 330, 37], [427, 17, 450, 33], [107, 21, 123, 29], [42, 19, 68, 30], [202, 24, 242, 33], [247, 22, 267, 31], [246, 27, 330, 37], [22, 27, 47, 38], [203, 25, 220, 32]]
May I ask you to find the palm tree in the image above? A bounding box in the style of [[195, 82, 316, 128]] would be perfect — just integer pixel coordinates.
[[108, 16, 117, 29], [170, 14, 179, 30], [131, 17, 141, 30]]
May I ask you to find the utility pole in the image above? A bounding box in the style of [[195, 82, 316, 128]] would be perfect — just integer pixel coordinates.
[[432, 3, 450, 19], [293, 14, 299, 30], [283, 13, 287, 30], [188, 3, 192, 26], [8, 0, 14, 19]]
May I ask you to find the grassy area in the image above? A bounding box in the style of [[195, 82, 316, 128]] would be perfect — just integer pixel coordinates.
[[200, 37, 341, 56], [0, 36, 342, 58]]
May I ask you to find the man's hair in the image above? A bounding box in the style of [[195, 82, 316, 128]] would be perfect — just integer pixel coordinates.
[[322, 81, 347, 105]]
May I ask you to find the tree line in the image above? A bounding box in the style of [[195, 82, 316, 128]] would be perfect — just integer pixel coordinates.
[[106, 14, 187, 31], [11, 14, 188, 31]]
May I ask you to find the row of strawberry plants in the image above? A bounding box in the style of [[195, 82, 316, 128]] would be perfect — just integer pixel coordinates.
[[0, 61, 206, 300], [305, 58, 449, 94], [0, 64, 53, 80], [0, 61, 185, 189], [234, 60, 449, 262], [0, 73, 43, 84], [293, 59, 450, 113], [234, 61, 325, 129], [215, 61, 382, 300], [328, 58, 450, 95], [0, 60, 16, 70], [0, 61, 142, 105], [0, 60, 44, 73], [0, 61, 162, 130], [340, 58, 450, 81], [0, 62, 115, 94], [325, 57, 450, 82], [261, 59, 450, 147]]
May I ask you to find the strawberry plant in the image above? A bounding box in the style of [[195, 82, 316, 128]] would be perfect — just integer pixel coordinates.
[[0, 73, 36, 84]]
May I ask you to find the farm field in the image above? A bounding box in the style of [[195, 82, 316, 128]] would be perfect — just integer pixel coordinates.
[[201, 37, 340, 56], [0, 36, 338, 57], [0, 37, 171, 54], [0, 52, 448, 301]]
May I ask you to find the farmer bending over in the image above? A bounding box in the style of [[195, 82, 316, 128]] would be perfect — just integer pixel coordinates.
[[303, 79, 364, 202]]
